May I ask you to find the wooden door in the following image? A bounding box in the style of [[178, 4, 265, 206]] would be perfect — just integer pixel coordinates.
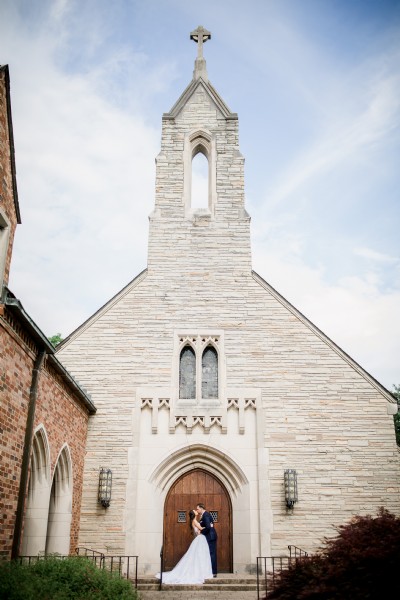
[[163, 469, 232, 572]]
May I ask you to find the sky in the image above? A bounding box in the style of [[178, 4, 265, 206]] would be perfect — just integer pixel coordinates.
[[0, 0, 399, 390]]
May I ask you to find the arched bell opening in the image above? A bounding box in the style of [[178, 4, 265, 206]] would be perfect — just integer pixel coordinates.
[[191, 148, 209, 209], [184, 129, 216, 216]]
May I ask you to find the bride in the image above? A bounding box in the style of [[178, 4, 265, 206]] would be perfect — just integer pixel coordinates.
[[156, 509, 213, 584]]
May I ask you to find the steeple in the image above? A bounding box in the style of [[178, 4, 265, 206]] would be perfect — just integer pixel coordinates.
[[148, 27, 251, 277], [190, 25, 211, 81]]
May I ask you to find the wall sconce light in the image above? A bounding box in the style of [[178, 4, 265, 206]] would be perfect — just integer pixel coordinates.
[[284, 469, 298, 509], [98, 467, 112, 508]]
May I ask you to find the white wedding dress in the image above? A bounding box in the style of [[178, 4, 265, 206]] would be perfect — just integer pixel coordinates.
[[156, 526, 213, 584]]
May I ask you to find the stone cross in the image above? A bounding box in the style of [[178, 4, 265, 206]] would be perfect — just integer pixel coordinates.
[[190, 26, 211, 59]]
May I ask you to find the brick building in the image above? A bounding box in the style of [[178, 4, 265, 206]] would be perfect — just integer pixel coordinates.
[[0, 64, 96, 559]]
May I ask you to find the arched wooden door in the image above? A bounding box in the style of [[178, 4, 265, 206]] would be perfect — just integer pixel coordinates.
[[163, 469, 232, 572]]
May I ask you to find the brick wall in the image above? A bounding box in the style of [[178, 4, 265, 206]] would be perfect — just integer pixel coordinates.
[[0, 67, 18, 287], [0, 317, 32, 557], [0, 308, 91, 557]]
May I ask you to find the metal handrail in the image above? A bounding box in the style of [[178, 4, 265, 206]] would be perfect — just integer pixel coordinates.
[[256, 547, 308, 599], [288, 545, 308, 559], [101, 555, 139, 588], [18, 550, 138, 588], [18, 555, 69, 565], [75, 547, 105, 559]]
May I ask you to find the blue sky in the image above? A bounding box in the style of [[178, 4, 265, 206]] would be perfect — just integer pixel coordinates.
[[1, 0, 399, 389]]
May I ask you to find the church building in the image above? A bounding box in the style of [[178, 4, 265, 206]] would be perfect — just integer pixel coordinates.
[[50, 27, 399, 573]]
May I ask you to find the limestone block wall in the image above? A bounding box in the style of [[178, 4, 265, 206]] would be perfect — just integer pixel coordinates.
[[148, 84, 251, 277], [58, 265, 400, 563], [57, 75, 400, 567]]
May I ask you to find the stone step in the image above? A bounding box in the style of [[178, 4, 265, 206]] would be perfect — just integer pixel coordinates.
[[137, 592, 259, 600], [135, 575, 265, 593], [136, 576, 260, 585]]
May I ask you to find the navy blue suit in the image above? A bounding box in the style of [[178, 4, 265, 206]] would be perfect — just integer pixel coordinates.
[[200, 510, 217, 575]]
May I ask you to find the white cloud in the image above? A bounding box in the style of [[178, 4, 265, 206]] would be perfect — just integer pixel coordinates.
[[1, 0, 399, 391], [2, 5, 161, 335], [253, 243, 400, 389], [263, 60, 400, 209], [354, 247, 398, 264]]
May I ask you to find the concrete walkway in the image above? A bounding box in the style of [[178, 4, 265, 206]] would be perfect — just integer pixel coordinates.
[[138, 592, 258, 600]]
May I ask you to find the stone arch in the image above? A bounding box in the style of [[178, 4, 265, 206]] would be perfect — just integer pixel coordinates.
[[45, 444, 73, 555], [149, 443, 248, 497], [21, 425, 51, 555], [190, 129, 212, 158]]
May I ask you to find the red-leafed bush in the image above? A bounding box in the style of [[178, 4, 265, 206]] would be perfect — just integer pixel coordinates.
[[266, 508, 400, 599]]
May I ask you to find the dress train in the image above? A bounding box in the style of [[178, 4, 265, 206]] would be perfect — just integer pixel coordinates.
[[156, 528, 213, 585]]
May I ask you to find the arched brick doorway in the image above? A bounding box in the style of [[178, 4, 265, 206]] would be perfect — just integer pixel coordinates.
[[163, 468, 232, 572]]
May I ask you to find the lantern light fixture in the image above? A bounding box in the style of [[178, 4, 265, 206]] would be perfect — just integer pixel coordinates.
[[98, 467, 112, 508], [284, 469, 298, 509]]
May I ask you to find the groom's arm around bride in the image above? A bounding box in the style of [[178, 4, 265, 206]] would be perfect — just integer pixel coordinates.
[[200, 511, 217, 541], [197, 504, 218, 576]]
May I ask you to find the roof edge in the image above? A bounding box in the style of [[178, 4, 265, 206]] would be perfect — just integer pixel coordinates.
[[57, 268, 148, 351], [163, 77, 237, 121], [2, 286, 95, 413], [252, 270, 396, 403], [0, 65, 21, 223]]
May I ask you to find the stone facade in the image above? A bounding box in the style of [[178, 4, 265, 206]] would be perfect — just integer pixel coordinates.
[[58, 48, 400, 575]]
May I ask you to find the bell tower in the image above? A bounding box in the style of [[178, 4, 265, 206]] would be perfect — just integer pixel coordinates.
[[147, 26, 251, 278]]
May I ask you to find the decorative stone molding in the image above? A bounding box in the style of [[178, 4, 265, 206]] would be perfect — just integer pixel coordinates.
[[138, 387, 259, 435], [149, 443, 249, 495]]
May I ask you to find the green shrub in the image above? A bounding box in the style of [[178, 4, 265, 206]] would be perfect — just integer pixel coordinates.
[[266, 508, 400, 599], [0, 556, 138, 600]]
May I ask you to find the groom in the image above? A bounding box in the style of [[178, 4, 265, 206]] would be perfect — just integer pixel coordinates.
[[196, 503, 218, 577]]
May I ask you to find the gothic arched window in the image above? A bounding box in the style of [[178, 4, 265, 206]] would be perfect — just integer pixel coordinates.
[[22, 427, 51, 556], [191, 149, 209, 209], [46, 445, 73, 556], [202, 346, 218, 399], [179, 346, 196, 399]]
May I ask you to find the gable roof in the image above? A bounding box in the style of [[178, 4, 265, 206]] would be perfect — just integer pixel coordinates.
[[252, 270, 396, 403], [163, 77, 238, 121], [57, 268, 148, 351]]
